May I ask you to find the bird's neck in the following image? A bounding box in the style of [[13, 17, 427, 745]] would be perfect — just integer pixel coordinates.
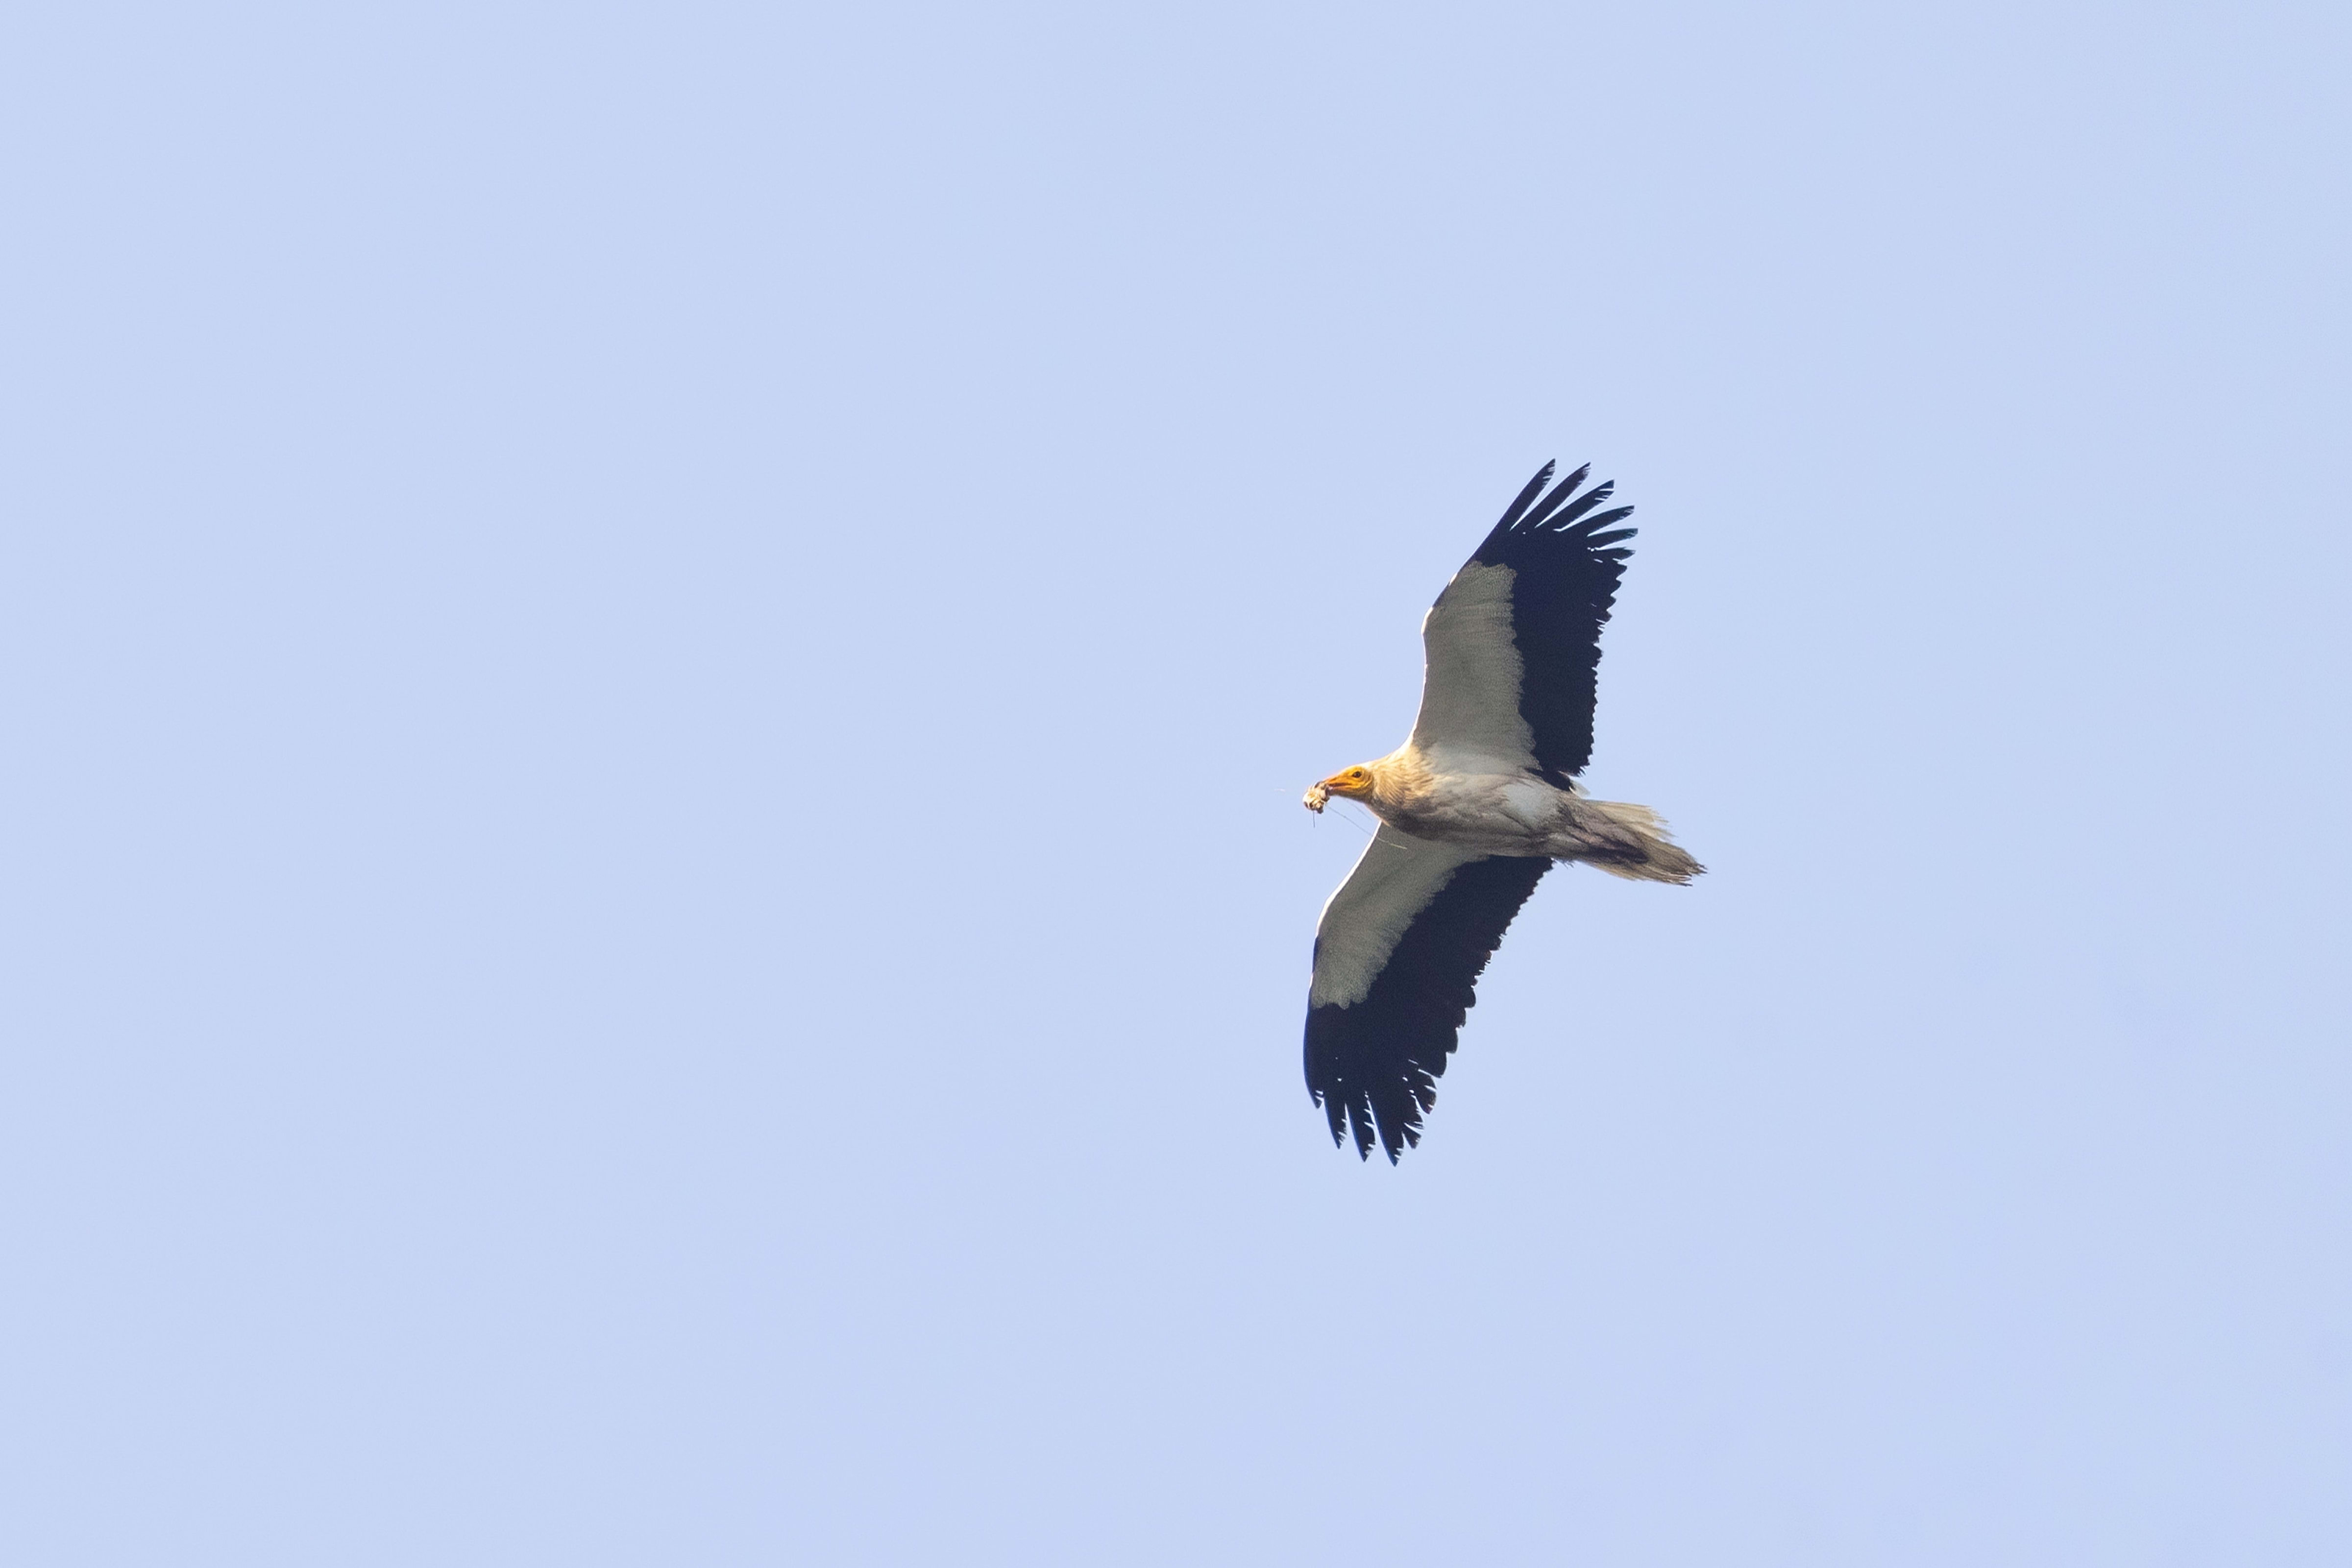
[[1364, 747, 1434, 813]]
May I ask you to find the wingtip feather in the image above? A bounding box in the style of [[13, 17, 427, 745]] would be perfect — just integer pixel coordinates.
[[1494, 461, 1558, 532]]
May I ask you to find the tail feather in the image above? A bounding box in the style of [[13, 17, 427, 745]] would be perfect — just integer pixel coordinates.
[[1581, 799, 1704, 884]]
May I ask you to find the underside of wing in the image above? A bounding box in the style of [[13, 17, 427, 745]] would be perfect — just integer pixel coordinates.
[[1305, 825, 1550, 1161], [1411, 461, 1638, 783]]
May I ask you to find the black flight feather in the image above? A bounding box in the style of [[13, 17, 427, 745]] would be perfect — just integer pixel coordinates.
[[1492, 461, 1556, 533], [1524, 477, 1614, 532]]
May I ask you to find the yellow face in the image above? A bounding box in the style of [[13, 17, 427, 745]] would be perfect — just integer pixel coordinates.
[[1318, 766, 1373, 797]]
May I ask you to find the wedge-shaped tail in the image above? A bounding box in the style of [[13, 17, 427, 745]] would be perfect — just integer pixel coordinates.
[[1578, 799, 1704, 884]]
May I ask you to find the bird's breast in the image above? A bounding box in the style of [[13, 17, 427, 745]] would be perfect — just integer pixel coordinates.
[[1372, 770, 1569, 855]]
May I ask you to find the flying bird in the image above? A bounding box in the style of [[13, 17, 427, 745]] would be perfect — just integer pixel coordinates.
[[1302, 459, 1701, 1160]]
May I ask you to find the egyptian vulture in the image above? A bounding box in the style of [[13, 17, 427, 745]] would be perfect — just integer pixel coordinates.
[[1302, 459, 1701, 1160]]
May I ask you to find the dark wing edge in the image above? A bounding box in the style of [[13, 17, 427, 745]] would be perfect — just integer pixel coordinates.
[[1468, 460, 1639, 784], [1304, 854, 1551, 1162]]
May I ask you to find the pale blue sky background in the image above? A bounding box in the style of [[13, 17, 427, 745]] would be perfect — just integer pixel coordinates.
[[4, 1, 2349, 1563]]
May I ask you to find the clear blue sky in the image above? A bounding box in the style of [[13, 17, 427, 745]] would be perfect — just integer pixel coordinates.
[[5, 2, 2349, 1563]]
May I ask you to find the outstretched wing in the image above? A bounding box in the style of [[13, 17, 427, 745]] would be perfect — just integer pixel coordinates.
[[1409, 461, 1638, 783], [1305, 825, 1550, 1161]]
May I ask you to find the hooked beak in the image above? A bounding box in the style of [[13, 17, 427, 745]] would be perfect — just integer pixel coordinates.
[[1306, 772, 1365, 813]]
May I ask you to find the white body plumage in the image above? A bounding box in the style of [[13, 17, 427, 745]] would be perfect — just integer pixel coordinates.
[[1327, 741, 1697, 872]]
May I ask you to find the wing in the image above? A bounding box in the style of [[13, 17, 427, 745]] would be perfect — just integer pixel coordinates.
[[1409, 460, 1638, 783], [1304, 824, 1550, 1161]]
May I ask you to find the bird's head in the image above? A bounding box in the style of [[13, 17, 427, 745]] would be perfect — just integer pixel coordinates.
[[1303, 764, 1376, 814]]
